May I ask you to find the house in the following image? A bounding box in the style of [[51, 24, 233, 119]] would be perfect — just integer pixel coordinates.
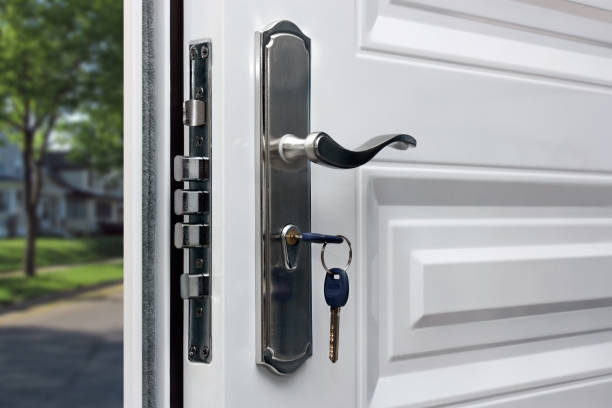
[[0, 135, 122, 237]]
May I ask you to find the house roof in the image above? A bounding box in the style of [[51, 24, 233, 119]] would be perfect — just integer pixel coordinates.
[[0, 139, 122, 201], [44, 152, 122, 201], [43, 151, 88, 171], [47, 170, 122, 202]]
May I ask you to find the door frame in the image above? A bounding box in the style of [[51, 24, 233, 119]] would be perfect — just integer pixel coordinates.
[[123, 0, 144, 406], [124, 0, 177, 407]]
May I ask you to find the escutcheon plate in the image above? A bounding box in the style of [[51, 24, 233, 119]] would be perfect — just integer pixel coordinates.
[[255, 20, 312, 375]]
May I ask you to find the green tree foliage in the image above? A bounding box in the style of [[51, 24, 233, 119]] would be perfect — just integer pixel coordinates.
[[0, 0, 122, 276]]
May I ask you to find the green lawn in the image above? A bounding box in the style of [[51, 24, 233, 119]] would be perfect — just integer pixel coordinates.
[[0, 261, 123, 306], [0, 236, 122, 274]]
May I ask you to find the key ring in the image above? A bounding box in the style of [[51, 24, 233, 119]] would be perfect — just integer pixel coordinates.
[[321, 235, 352, 275]]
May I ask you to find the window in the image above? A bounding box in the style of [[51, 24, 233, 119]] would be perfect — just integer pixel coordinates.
[[67, 199, 87, 219], [0, 192, 7, 212], [41, 196, 58, 219], [95, 201, 112, 219]]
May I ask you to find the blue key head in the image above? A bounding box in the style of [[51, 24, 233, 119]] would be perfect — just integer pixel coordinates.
[[302, 232, 344, 244], [324, 267, 349, 308]]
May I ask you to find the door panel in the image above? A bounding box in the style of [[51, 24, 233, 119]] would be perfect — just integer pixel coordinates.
[[180, 0, 612, 406], [357, 165, 612, 406], [360, 0, 612, 85]]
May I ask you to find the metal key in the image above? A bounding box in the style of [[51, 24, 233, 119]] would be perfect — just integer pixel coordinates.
[[324, 267, 349, 362], [300, 232, 343, 244], [280, 224, 343, 270], [281, 224, 343, 246]]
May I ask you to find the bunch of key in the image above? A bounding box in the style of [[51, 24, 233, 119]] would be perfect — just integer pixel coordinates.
[[284, 226, 352, 363]]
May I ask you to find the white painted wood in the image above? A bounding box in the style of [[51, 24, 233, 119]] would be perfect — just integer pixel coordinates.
[[123, 0, 143, 407], [176, 0, 612, 406], [361, 0, 612, 85], [182, 2, 226, 408], [152, 1, 172, 407], [124, 1, 172, 407], [356, 165, 612, 406]]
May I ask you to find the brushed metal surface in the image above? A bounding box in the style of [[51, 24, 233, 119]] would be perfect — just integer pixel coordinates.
[[256, 20, 312, 374], [184, 41, 212, 364]]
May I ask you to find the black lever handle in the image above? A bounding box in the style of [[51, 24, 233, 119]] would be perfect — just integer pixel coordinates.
[[278, 132, 416, 169]]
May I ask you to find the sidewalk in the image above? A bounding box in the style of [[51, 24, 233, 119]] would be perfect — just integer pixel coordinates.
[[0, 257, 123, 279], [0, 284, 123, 408]]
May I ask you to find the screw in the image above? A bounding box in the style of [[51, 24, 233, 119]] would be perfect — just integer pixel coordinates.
[[200, 45, 209, 59], [195, 87, 204, 98], [195, 307, 203, 317], [188, 345, 198, 358], [201, 346, 210, 359], [195, 258, 204, 268], [195, 136, 204, 146], [190, 47, 198, 60]]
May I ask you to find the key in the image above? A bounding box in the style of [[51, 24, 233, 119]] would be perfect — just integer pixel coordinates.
[[280, 225, 344, 270], [300, 232, 343, 244], [324, 267, 349, 363], [282, 227, 343, 246]]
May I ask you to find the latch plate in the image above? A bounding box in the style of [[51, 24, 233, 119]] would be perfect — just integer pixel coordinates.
[[175, 41, 212, 364]]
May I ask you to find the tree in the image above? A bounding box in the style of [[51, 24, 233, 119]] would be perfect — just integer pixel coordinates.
[[0, 0, 122, 276]]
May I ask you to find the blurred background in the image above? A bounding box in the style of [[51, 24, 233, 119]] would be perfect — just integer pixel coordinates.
[[0, 0, 123, 407]]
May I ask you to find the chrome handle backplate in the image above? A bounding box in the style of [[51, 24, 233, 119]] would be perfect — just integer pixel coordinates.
[[256, 20, 312, 375]]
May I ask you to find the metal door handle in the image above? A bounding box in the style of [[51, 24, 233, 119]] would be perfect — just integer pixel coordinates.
[[278, 132, 417, 169]]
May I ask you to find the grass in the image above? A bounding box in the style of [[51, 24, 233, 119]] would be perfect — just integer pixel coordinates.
[[0, 236, 122, 274], [0, 261, 123, 306]]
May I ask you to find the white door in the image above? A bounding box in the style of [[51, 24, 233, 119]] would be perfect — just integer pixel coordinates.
[[125, 1, 612, 407]]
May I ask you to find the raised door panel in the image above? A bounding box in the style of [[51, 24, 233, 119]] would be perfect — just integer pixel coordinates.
[[357, 166, 612, 407], [360, 0, 612, 85]]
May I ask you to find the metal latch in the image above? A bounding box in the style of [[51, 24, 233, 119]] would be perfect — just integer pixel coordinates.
[[174, 190, 210, 215], [180, 273, 210, 299], [173, 223, 210, 248], [183, 99, 206, 126], [173, 156, 209, 181]]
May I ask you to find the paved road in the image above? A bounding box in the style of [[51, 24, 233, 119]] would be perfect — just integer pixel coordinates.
[[0, 284, 123, 408]]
